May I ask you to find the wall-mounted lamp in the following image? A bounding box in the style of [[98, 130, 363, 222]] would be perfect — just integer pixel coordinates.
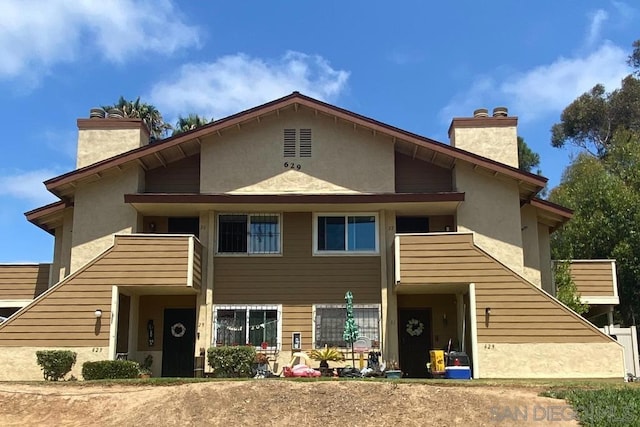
[[442, 313, 448, 326], [485, 307, 491, 316], [149, 222, 156, 232], [94, 309, 102, 318], [445, 226, 452, 232]]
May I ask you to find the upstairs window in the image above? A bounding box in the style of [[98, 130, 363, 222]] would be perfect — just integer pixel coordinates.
[[315, 214, 378, 253], [218, 214, 280, 254]]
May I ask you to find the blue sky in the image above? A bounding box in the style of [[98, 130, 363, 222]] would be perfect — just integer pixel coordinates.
[[0, 0, 638, 263]]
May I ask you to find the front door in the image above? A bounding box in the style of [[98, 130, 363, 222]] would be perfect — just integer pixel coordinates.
[[398, 308, 432, 378], [162, 308, 196, 377]]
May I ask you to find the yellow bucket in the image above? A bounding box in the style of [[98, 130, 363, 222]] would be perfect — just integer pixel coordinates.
[[430, 350, 445, 374]]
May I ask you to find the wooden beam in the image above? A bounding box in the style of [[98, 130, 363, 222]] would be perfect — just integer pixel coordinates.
[[155, 152, 166, 167], [412, 145, 418, 160], [177, 144, 186, 158], [431, 151, 437, 162], [196, 137, 202, 145], [294, 103, 298, 112]]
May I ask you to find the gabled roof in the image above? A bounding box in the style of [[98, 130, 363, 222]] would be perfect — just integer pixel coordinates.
[[24, 200, 71, 235], [44, 92, 547, 198]]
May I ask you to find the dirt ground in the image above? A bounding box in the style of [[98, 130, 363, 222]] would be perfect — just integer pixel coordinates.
[[0, 380, 579, 427]]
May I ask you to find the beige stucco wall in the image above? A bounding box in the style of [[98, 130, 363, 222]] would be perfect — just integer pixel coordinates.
[[478, 342, 624, 378], [77, 128, 147, 168], [538, 224, 553, 294], [455, 163, 524, 275], [70, 167, 142, 272], [521, 205, 542, 287], [200, 108, 395, 194], [0, 346, 109, 380], [451, 126, 518, 168]]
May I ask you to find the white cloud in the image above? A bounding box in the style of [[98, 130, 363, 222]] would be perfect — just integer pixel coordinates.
[[0, 170, 61, 205], [148, 51, 350, 119], [586, 10, 608, 46], [40, 130, 78, 160], [440, 42, 629, 123], [0, 0, 199, 82]]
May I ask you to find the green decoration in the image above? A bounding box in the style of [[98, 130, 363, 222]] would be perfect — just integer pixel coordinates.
[[343, 290, 359, 366]]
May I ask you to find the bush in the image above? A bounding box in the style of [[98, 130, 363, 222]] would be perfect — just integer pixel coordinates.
[[82, 360, 140, 380], [35, 350, 77, 381], [207, 346, 256, 378]]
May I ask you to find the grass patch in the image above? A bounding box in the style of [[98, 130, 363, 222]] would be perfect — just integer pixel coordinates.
[[542, 387, 640, 426]]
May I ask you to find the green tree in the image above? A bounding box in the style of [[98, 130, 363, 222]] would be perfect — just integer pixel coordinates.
[[628, 39, 640, 75], [553, 261, 589, 315], [517, 136, 540, 173], [549, 135, 640, 325], [102, 96, 172, 139], [172, 114, 214, 136], [550, 76, 640, 158]]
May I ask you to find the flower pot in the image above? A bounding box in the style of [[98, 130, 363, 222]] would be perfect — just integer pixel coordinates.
[[385, 370, 402, 379]]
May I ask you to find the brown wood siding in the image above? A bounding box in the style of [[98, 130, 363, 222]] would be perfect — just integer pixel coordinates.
[[394, 152, 453, 193], [570, 261, 616, 297], [145, 154, 200, 193], [281, 304, 313, 349], [214, 212, 381, 305], [0, 235, 195, 347], [398, 234, 609, 343], [0, 264, 50, 300]]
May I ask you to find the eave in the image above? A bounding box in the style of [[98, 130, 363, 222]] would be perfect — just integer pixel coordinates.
[[24, 200, 70, 235]]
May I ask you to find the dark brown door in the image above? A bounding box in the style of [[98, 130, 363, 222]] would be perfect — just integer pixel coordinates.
[[162, 308, 196, 377], [398, 308, 432, 378]]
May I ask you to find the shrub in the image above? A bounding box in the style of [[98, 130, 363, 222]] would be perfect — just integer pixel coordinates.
[[35, 350, 77, 381], [82, 360, 140, 380], [207, 346, 256, 378]]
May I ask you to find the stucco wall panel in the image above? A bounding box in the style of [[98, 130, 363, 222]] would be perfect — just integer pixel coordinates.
[[71, 167, 142, 272], [0, 346, 109, 381], [455, 163, 524, 275], [200, 108, 395, 194], [521, 205, 541, 287], [451, 126, 518, 168], [478, 342, 624, 378]]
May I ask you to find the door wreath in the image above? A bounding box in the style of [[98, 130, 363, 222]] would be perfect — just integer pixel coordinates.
[[406, 319, 424, 337], [171, 322, 186, 338]]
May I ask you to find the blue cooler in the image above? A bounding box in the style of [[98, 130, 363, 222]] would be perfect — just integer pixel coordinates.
[[445, 366, 471, 380]]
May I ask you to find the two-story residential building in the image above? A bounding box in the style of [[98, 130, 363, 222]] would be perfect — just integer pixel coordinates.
[[0, 92, 625, 379]]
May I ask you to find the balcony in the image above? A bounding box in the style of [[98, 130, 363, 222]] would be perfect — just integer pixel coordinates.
[[566, 260, 618, 305], [104, 234, 203, 291], [394, 233, 481, 288]]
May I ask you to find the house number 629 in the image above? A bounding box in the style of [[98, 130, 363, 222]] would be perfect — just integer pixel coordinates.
[[283, 162, 302, 170]]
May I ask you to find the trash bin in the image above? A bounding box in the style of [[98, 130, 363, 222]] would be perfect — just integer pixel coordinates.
[[429, 350, 445, 375], [194, 356, 205, 378]]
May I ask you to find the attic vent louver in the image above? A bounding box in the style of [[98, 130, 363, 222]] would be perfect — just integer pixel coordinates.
[[284, 129, 296, 157], [299, 128, 312, 157]]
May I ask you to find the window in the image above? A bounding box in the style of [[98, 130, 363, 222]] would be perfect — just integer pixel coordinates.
[[214, 305, 281, 349], [314, 304, 380, 348], [218, 214, 280, 254], [315, 214, 377, 253]]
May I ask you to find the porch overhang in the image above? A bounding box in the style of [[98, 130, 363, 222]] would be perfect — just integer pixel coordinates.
[[124, 192, 465, 215]]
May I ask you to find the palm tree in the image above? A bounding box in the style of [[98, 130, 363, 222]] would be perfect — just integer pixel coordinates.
[[172, 114, 214, 136], [102, 96, 172, 139]]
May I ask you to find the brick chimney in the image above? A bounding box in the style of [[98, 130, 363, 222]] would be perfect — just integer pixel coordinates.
[[76, 109, 150, 169], [448, 107, 518, 168]]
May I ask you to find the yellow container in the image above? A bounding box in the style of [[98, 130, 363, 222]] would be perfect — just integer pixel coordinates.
[[430, 350, 445, 374]]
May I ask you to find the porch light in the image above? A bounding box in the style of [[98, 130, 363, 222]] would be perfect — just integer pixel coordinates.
[[94, 309, 102, 318], [485, 307, 491, 316]]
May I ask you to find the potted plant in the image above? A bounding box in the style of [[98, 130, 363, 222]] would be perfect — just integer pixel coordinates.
[[310, 346, 344, 376], [385, 359, 402, 379], [138, 354, 153, 379]]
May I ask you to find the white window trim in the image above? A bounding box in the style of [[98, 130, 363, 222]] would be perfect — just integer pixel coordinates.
[[312, 212, 379, 256], [216, 213, 283, 256], [312, 303, 382, 349], [212, 304, 282, 350]]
